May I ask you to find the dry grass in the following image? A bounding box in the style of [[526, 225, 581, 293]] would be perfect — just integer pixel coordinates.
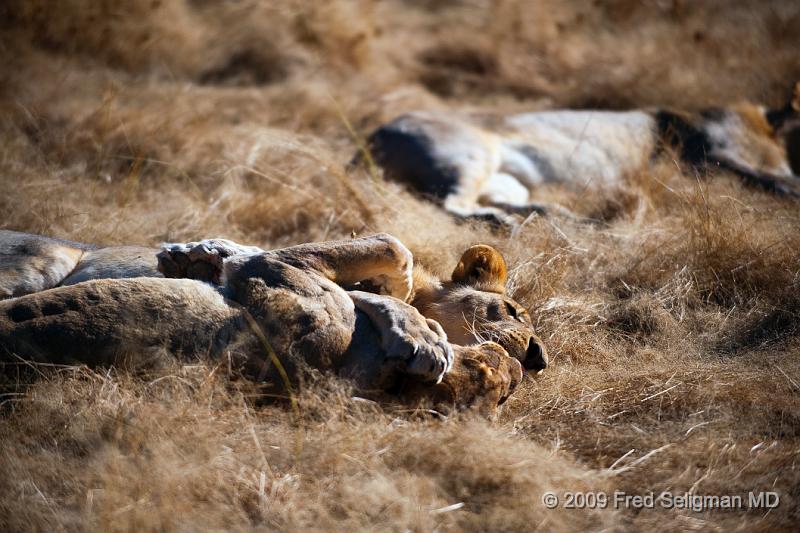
[[1, 1, 800, 531]]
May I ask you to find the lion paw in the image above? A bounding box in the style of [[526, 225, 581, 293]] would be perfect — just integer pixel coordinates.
[[349, 290, 453, 384], [368, 272, 413, 302], [368, 234, 414, 301], [434, 342, 523, 416], [157, 238, 263, 284], [386, 317, 453, 384]]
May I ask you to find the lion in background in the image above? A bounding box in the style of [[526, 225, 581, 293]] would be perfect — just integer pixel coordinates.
[[359, 83, 800, 223], [0, 231, 536, 415]]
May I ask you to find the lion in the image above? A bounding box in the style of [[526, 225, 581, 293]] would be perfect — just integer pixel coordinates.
[[0, 230, 548, 373], [409, 243, 547, 373], [0, 232, 530, 415], [357, 83, 800, 222]]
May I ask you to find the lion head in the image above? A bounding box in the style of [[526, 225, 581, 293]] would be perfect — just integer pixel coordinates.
[[412, 245, 548, 373]]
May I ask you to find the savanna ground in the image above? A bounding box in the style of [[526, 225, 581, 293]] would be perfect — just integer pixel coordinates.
[[1, 1, 800, 531]]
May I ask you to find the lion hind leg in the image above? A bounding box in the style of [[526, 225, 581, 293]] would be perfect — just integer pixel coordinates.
[[158, 239, 265, 284], [0, 230, 87, 299]]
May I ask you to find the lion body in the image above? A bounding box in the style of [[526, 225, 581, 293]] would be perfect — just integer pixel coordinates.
[[1, 277, 241, 367], [0, 231, 546, 371], [0, 233, 422, 389], [363, 93, 800, 221], [0, 230, 160, 299], [0, 231, 526, 413]]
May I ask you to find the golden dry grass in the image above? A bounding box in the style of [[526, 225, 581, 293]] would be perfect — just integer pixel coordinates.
[[1, 1, 800, 531]]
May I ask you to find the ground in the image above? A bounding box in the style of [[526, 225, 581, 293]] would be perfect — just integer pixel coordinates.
[[1, 1, 800, 531]]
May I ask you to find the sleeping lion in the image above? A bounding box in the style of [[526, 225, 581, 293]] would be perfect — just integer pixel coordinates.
[[0, 229, 547, 372], [358, 83, 800, 222], [0, 231, 539, 414]]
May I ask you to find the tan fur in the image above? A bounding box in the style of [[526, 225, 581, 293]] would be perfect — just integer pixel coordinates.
[[0, 230, 162, 299], [730, 103, 788, 172], [793, 82, 800, 112], [402, 342, 523, 418], [735, 103, 775, 139], [362, 96, 800, 222], [166, 238, 548, 373], [1, 231, 548, 373], [1, 278, 241, 368], [451, 244, 508, 293], [0, 230, 87, 298], [702, 104, 794, 178], [0, 233, 524, 414], [412, 246, 548, 372]]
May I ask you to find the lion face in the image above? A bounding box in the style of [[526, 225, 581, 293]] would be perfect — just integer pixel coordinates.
[[414, 245, 548, 373], [423, 286, 548, 373]]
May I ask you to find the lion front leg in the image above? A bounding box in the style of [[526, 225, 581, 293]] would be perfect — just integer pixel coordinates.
[[485, 201, 584, 223], [159, 234, 414, 301], [271, 234, 414, 302], [348, 290, 453, 384]]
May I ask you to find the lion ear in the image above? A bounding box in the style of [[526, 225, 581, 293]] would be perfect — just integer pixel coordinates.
[[451, 245, 507, 293]]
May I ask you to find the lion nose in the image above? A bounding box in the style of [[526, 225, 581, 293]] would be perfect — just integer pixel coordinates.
[[523, 337, 548, 372]]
